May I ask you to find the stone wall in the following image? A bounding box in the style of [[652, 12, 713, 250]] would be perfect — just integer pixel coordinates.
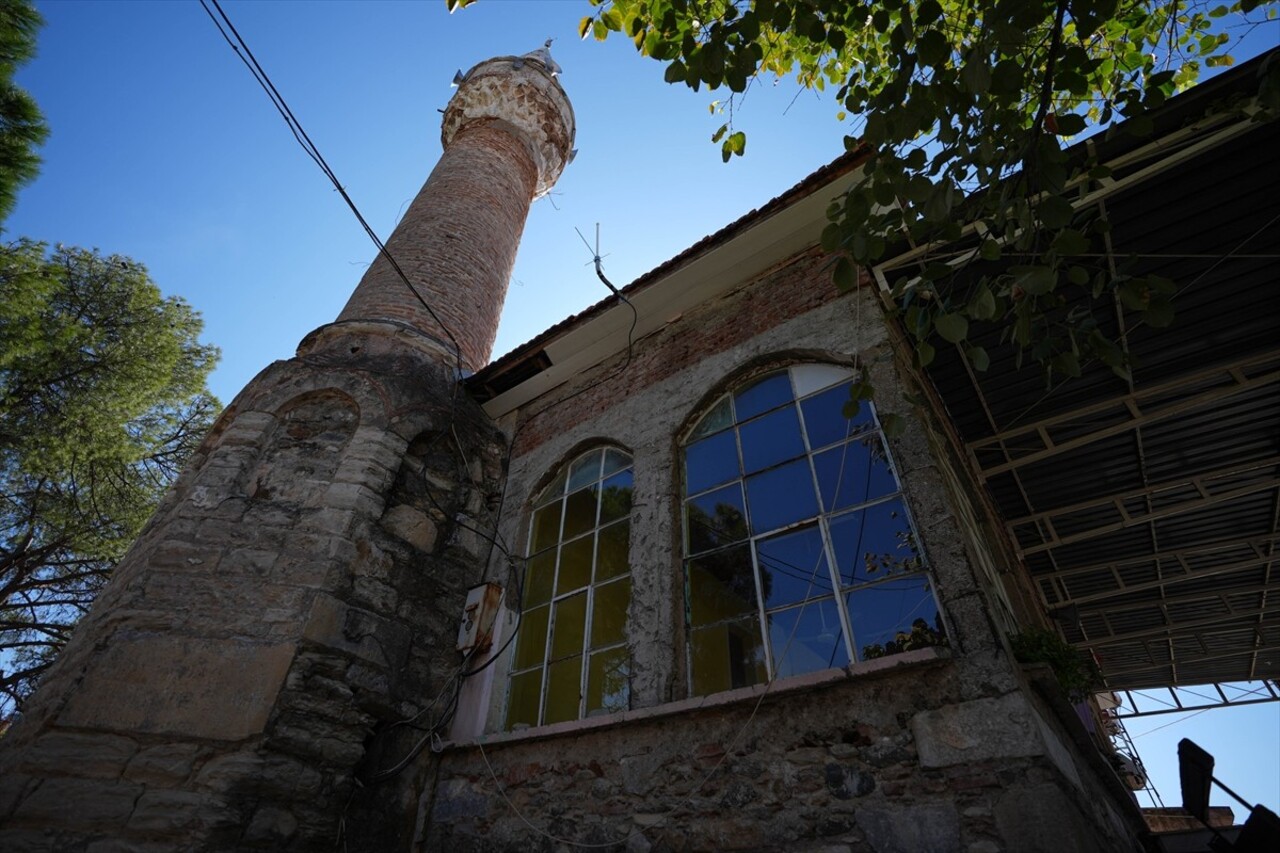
[[403, 247, 1149, 851], [421, 656, 1135, 852], [0, 325, 507, 851]]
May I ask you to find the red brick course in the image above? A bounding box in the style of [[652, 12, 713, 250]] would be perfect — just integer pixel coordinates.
[[338, 120, 540, 372], [512, 251, 869, 455]]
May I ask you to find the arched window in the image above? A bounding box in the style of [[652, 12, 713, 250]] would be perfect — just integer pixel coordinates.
[[506, 447, 634, 728], [682, 364, 945, 697]]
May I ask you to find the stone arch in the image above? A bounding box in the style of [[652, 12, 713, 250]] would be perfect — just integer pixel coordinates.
[[248, 389, 361, 507], [524, 436, 636, 510], [378, 428, 461, 556], [674, 349, 859, 444]]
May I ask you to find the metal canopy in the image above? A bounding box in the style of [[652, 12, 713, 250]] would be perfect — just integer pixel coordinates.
[[882, 53, 1280, 693]]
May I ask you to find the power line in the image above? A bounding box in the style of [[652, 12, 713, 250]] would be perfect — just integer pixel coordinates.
[[198, 0, 465, 379]]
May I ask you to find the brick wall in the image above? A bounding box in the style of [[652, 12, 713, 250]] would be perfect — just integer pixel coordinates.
[[513, 249, 857, 457], [339, 121, 539, 373]]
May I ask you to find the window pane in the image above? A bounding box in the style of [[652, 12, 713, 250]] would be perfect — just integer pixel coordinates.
[[567, 451, 602, 492], [686, 430, 739, 495], [591, 577, 630, 648], [686, 484, 748, 554], [744, 458, 819, 534], [543, 656, 583, 724], [602, 448, 631, 477], [596, 520, 629, 581], [557, 534, 594, 595], [550, 593, 587, 660], [690, 396, 733, 441], [738, 406, 806, 474], [690, 616, 766, 696], [514, 447, 634, 731], [792, 364, 854, 398], [813, 437, 897, 511], [563, 484, 598, 539], [755, 526, 835, 608], [530, 502, 562, 553], [800, 382, 873, 450], [586, 647, 630, 716], [599, 471, 633, 524], [513, 604, 549, 671], [845, 575, 945, 662], [524, 551, 555, 607], [536, 468, 567, 507], [830, 498, 921, 587], [733, 371, 793, 421], [767, 598, 849, 678], [687, 544, 755, 626], [505, 668, 543, 729]]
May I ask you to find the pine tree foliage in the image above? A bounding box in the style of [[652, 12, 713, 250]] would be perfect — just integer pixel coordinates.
[[0, 0, 47, 223], [0, 241, 220, 714]]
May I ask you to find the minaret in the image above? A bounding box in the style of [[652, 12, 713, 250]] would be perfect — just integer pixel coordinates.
[[328, 44, 575, 372], [0, 48, 573, 852]]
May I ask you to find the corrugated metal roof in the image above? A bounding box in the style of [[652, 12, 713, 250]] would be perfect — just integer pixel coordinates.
[[910, 49, 1280, 692]]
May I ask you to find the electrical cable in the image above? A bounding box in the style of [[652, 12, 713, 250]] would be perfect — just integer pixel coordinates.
[[199, 0, 466, 386]]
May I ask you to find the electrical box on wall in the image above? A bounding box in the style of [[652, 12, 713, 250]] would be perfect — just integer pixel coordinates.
[[456, 582, 503, 654]]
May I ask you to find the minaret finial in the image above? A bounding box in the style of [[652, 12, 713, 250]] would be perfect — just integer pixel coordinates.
[[524, 39, 562, 76]]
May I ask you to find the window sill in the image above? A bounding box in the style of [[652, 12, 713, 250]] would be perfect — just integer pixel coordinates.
[[450, 646, 951, 751]]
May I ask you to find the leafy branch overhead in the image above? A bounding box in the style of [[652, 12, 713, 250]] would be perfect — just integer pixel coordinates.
[[568, 0, 1276, 402]]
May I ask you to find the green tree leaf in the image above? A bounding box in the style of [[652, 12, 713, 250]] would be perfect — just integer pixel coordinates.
[[935, 312, 969, 343], [721, 130, 746, 162], [1011, 265, 1058, 296], [880, 413, 908, 439], [968, 283, 997, 320]]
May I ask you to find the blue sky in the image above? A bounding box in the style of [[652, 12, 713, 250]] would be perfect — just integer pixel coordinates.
[[9, 0, 1277, 816]]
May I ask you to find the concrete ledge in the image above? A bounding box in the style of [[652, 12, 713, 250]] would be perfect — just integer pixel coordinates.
[[450, 646, 950, 751]]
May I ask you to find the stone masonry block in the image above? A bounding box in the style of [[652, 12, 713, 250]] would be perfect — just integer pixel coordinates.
[[192, 751, 264, 795], [85, 840, 178, 853], [59, 636, 294, 741], [910, 692, 1044, 769], [994, 782, 1099, 853], [123, 743, 205, 787], [323, 482, 385, 515], [18, 731, 138, 779], [380, 504, 439, 552], [0, 771, 37, 819], [856, 801, 961, 853], [303, 594, 410, 669], [13, 777, 143, 827], [127, 789, 236, 834]]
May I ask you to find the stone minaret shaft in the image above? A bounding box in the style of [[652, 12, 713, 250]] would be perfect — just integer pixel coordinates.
[[337, 53, 575, 372], [0, 49, 572, 853]]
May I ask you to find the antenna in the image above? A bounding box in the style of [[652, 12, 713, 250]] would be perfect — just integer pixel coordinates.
[[574, 223, 629, 301]]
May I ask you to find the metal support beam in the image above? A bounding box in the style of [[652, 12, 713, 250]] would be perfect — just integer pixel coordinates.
[[1032, 534, 1279, 584], [1103, 643, 1280, 683], [1010, 464, 1280, 557], [1074, 604, 1280, 648], [1108, 680, 1280, 718], [972, 359, 1280, 478]]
